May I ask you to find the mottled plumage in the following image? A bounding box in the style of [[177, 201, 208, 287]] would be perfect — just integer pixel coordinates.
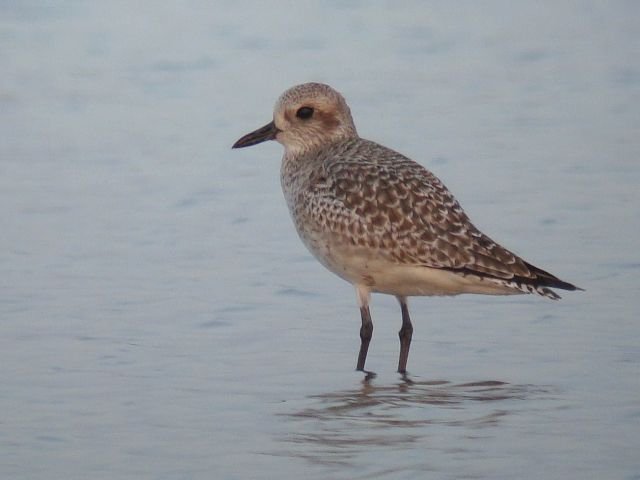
[[233, 82, 581, 373]]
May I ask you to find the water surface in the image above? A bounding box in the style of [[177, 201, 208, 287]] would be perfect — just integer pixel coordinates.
[[1, 2, 639, 479]]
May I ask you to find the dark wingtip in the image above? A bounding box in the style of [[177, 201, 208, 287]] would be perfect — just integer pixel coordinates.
[[444, 263, 584, 299], [541, 277, 582, 291], [522, 261, 583, 292]]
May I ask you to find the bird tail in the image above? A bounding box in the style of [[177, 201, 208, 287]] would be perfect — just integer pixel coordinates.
[[508, 262, 583, 300]]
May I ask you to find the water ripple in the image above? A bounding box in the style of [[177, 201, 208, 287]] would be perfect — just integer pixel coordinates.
[[275, 377, 556, 470]]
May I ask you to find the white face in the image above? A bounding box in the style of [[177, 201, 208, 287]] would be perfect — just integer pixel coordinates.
[[233, 83, 357, 155], [272, 84, 358, 156], [273, 99, 340, 154]]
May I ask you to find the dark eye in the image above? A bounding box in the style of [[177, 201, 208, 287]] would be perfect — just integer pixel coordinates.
[[296, 106, 314, 119]]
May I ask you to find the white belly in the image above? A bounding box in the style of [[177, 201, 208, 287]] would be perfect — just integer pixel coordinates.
[[299, 233, 518, 297]]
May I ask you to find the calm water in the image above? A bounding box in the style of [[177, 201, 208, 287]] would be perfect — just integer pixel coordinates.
[[1, 2, 639, 479]]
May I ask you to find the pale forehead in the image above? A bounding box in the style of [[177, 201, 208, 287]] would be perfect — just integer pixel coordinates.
[[274, 82, 347, 112]]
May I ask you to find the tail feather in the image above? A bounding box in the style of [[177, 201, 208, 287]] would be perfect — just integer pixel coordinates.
[[446, 262, 583, 300], [493, 278, 563, 300], [522, 261, 582, 292]]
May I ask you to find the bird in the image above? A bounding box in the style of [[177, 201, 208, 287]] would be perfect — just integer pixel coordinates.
[[232, 82, 581, 374]]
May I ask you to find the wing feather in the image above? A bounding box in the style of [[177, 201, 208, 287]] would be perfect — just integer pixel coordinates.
[[303, 138, 576, 293]]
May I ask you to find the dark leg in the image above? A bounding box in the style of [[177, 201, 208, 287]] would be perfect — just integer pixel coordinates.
[[356, 305, 373, 371], [397, 296, 413, 374]]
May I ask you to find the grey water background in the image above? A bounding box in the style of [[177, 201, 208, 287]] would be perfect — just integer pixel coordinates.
[[1, 2, 639, 479]]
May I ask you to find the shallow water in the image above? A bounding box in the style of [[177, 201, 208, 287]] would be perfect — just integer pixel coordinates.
[[1, 2, 639, 479]]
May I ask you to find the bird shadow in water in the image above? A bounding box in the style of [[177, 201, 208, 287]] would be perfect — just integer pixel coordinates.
[[275, 373, 556, 468]]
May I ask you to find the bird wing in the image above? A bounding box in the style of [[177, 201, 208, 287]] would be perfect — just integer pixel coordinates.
[[314, 138, 563, 287]]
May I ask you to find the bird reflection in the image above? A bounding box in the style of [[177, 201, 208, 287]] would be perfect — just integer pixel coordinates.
[[277, 376, 553, 467]]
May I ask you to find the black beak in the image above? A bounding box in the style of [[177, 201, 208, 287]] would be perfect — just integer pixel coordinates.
[[232, 121, 279, 149]]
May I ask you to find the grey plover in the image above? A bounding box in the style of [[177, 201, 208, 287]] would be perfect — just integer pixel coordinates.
[[232, 82, 581, 373]]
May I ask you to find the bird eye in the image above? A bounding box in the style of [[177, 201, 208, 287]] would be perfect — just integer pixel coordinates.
[[296, 106, 314, 119]]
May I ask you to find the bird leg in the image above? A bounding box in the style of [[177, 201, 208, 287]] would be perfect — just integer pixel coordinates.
[[397, 296, 413, 374], [357, 305, 373, 371]]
